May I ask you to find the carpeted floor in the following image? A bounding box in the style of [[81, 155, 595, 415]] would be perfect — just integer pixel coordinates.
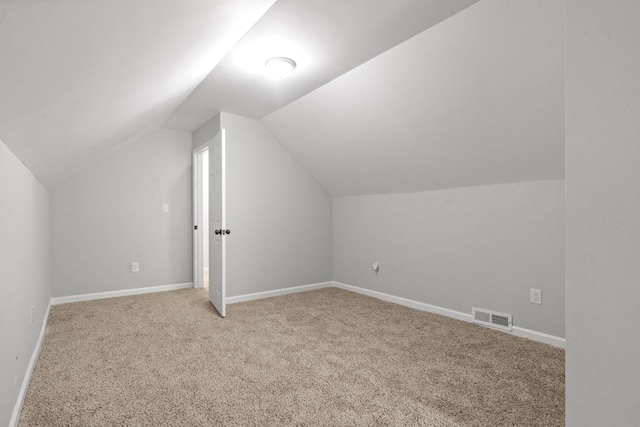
[[20, 287, 564, 426]]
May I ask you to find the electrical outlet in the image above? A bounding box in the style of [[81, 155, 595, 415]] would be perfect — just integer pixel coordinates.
[[132, 262, 139, 272], [162, 203, 169, 213], [372, 262, 380, 274], [530, 288, 542, 305], [30, 306, 34, 324]]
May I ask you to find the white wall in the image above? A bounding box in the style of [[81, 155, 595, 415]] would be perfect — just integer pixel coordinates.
[[51, 128, 193, 297], [333, 180, 565, 338], [0, 140, 51, 427], [566, 1, 640, 425], [221, 113, 332, 296]]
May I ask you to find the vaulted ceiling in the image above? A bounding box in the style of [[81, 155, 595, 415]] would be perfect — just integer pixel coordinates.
[[262, 0, 565, 196], [165, 0, 480, 128], [0, 0, 563, 195], [0, 0, 277, 188]]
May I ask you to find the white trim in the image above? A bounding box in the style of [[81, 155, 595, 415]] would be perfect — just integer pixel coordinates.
[[50, 283, 194, 305], [193, 143, 212, 290], [192, 147, 199, 288], [193, 141, 210, 154], [10, 300, 52, 427], [226, 282, 333, 305], [332, 281, 472, 322], [512, 326, 565, 348], [332, 281, 565, 348]]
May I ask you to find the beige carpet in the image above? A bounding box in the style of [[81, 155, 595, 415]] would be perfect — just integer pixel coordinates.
[[20, 287, 564, 426]]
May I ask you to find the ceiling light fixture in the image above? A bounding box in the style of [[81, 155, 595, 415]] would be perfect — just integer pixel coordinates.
[[265, 57, 296, 80]]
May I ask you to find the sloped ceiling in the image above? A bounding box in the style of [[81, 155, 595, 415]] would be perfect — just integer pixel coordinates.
[[0, 0, 479, 189], [262, 0, 565, 197], [0, 0, 277, 188], [0, 0, 564, 195], [164, 0, 480, 129]]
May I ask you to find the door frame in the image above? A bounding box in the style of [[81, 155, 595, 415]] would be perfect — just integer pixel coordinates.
[[192, 142, 209, 289]]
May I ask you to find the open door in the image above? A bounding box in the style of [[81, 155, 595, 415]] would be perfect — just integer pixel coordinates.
[[209, 130, 227, 317]]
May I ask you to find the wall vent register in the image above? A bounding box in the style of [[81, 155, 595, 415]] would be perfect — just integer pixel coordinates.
[[472, 307, 513, 332]]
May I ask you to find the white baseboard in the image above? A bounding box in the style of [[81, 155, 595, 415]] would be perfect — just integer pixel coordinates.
[[10, 300, 52, 427], [226, 281, 333, 305], [511, 326, 565, 348], [50, 282, 194, 305], [333, 281, 473, 323], [332, 281, 565, 348]]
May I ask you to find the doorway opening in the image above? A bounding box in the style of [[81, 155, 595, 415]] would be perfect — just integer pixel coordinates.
[[193, 144, 209, 290], [193, 130, 227, 317]]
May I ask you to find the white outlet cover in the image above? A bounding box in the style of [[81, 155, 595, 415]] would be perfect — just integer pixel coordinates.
[[132, 262, 140, 272], [530, 288, 542, 304], [162, 203, 169, 213]]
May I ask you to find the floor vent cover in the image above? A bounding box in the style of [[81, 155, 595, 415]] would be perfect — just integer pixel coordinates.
[[472, 307, 513, 332]]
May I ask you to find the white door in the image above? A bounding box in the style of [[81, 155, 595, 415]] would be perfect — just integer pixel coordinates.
[[209, 130, 226, 317]]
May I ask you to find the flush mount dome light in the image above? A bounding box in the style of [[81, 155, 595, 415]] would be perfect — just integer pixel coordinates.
[[265, 57, 296, 80]]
